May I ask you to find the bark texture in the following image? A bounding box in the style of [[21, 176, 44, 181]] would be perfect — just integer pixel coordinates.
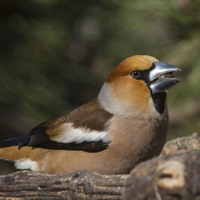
[[0, 134, 200, 200]]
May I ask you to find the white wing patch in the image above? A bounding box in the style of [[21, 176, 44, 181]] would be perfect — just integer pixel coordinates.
[[50, 123, 110, 144], [14, 159, 38, 171]]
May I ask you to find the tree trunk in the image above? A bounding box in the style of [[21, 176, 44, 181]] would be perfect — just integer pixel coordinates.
[[0, 134, 200, 200]]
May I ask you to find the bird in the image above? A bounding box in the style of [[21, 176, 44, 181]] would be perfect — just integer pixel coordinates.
[[0, 55, 181, 175]]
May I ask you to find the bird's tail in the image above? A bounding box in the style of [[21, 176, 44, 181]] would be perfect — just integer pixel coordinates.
[[0, 134, 31, 162], [0, 146, 31, 161], [0, 142, 46, 171]]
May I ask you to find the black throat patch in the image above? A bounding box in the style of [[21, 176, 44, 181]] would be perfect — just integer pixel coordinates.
[[151, 92, 167, 115]]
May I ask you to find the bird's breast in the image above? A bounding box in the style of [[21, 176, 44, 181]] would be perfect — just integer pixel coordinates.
[[105, 113, 168, 173]]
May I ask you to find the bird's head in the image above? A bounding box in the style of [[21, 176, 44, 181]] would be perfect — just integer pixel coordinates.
[[98, 55, 181, 119]]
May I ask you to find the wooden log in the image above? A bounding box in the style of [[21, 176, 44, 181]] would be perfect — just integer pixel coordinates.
[[123, 133, 200, 200], [0, 170, 128, 200], [123, 151, 200, 200], [0, 134, 200, 200], [161, 132, 200, 155]]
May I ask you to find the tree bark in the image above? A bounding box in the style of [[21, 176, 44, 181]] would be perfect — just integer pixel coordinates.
[[0, 170, 128, 200], [0, 134, 200, 200]]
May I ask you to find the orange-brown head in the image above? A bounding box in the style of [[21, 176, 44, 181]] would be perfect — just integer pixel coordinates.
[[98, 55, 181, 119]]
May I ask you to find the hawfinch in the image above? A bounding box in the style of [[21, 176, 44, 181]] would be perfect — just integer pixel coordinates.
[[0, 55, 181, 174]]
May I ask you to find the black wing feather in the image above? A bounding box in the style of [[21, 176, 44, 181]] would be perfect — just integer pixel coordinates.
[[3, 129, 109, 152]]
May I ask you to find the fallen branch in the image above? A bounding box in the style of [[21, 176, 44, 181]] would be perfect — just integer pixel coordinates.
[[0, 170, 128, 200]]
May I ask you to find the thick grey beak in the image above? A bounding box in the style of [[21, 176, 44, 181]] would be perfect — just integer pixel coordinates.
[[150, 61, 182, 94]]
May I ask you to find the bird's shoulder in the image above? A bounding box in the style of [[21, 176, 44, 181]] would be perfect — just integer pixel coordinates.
[[36, 98, 113, 133]]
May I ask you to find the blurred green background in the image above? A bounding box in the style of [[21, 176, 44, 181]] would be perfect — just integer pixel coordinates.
[[0, 0, 200, 173]]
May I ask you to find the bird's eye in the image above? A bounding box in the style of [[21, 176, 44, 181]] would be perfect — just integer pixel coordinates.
[[130, 70, 141, 79]]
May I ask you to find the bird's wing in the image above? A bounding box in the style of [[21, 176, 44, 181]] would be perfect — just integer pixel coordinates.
[[7, 98, 113, 152]]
